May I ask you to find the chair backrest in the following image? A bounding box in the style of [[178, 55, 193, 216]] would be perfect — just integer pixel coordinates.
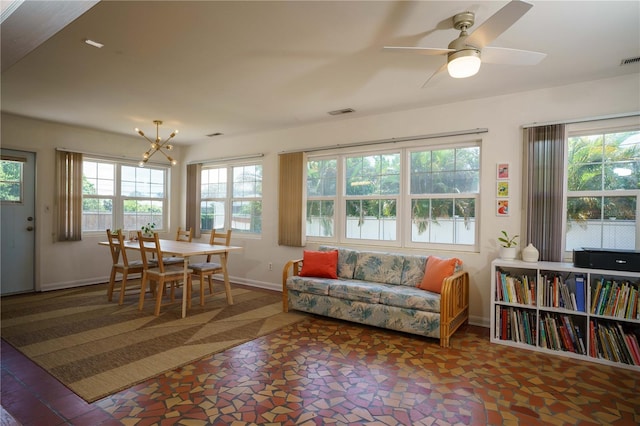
[[137, 231, 166, 272], [106, 229, 131, 266], [208, 229, 232, 246], [176, 227, 193, 242]]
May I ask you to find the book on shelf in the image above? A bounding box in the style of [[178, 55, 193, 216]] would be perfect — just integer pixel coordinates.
[[591, 279, 640, 320], [590, 320, 640, 366], [540, 312, 586, 355], [496, 306, 536, 346], [541, 273, 579, 310], [575, 274, 586, 312], [495, 269, 535, 305]]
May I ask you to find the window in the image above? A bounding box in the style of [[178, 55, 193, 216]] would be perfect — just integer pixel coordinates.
[[306, 158, 336, 237], [306, 141, 480, 250], [200, 162, 262, 234], [0, 157, 24, 203], [409, 146, 479, 245], [82, 159, 168, 233], [345, 153, 400, 241], [566, 126, 640, 251]]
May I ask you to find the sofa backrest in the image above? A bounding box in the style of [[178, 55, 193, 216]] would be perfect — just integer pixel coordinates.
[[400, 254, 428, 287], [319, 246, 430, 287], [319, 246, 358, 279], [353, 251, 404, 285]]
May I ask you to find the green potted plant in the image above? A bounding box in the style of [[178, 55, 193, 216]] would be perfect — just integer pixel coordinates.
[[498, 230, 519, 260], [141, 222, 156, 237]]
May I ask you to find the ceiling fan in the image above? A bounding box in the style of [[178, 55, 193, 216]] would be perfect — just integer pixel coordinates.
[[383, 0, 546, 85]]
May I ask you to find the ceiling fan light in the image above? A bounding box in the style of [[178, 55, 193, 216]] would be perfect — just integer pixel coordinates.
[[447, 49, 481, 78]]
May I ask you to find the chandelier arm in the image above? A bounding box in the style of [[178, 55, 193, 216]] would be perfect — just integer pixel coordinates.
[[158, 148, 172, 161], [158, 135, 174, 148]]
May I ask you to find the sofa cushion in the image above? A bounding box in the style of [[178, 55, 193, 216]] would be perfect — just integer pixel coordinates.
[[400, 255, 428, 287], [320, 246, 358, 279], [353, 251, 404, 285], [299, 250, 338, 279], [328, 280, 386, 304], [418, 256, 462, 293], [378, 284, 440, 313], [287, 276, 331, 296]]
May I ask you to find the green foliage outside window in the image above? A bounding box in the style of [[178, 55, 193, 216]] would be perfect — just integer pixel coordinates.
[[0, 160, 22, 202], [567, 131, 639, 226]]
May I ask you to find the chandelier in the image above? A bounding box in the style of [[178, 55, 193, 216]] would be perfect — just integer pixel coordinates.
[[135, 120, 178, 167]]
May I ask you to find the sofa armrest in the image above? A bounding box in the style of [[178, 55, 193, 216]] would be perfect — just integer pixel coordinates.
[[282, 258, 303, 312], [439, 270, 470, 348]]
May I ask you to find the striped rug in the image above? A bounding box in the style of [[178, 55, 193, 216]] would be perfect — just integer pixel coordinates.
[[0, 282, 306, 402]]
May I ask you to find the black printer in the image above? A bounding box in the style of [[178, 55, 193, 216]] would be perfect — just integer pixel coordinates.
[[573, 248, 640, 273]]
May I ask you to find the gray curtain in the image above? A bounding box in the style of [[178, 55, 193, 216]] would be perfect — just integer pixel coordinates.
[[524, 124, 566, 261], [186, 163, 202, 238], [56, 150, 83, 241]]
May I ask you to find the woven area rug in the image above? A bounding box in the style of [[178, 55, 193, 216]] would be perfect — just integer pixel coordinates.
[[0, 282, 306, 403]]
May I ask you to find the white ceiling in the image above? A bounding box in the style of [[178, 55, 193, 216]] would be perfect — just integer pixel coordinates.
[[1, 1, 639, 145]]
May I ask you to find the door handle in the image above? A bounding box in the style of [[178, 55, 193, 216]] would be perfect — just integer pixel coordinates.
[[26, 226, 34, 231]]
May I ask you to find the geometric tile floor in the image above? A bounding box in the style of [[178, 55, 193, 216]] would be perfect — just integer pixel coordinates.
[[3, 314, 640, 425]]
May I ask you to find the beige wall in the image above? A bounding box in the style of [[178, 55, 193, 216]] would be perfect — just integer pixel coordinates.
[[2, 73, 638, 326]]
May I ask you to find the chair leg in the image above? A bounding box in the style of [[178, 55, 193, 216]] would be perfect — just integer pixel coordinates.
[[138, 273, 148, 311], [107, 267, 117, 302], [200, 274, 206, 306], [208, 275, 214, 294], [187, 279, 192, 309], [118, 271, 129, 305], [154, 279, 164, 316]]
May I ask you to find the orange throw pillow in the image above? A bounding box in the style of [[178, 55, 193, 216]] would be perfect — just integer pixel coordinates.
[[418, 256, 462, 293], [299, 250, 338, 279]]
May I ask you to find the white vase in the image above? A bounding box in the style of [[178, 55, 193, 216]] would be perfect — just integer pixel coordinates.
[[522, 243, 540, 262], [499, 246, 518, 260]]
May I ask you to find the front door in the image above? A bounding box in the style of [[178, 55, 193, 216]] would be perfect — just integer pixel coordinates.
[[1, 149, 36, 295]]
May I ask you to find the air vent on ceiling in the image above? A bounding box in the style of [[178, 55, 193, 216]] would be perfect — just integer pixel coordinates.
[[328, 108, 355, 116], [206, 132, 224, 137], [620, 56, 640, 66]]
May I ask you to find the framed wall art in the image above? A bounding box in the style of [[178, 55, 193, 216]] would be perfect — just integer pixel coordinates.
[[497, 163, 510, 179], [496, 199, 510, 216], [497, 181, 509, 197]]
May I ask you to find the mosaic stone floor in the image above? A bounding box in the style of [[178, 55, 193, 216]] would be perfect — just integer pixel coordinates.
[[2, 314, 640, 425]]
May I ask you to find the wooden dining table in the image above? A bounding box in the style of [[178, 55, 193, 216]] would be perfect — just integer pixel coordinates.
[[100, 238, 242, 318]]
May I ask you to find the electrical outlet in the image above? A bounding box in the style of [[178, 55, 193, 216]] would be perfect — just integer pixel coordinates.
[[268, 262, 273, 271]]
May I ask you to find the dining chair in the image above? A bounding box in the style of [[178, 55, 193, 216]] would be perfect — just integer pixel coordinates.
[[137, 231, 194, 315], [162, 226, 193, 266], [105, 229, 145, 305], [190, 229, 232, 306]]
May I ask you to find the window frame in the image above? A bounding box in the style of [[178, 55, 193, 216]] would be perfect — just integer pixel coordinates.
[[82, 157, 170, 235], [306, 138, 481, 252], [0, 156, 25, 204], [563, 119, 640, 257], [200, 160, 263, 236]]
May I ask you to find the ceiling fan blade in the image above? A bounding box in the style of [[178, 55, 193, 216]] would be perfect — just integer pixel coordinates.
[[481, 46, 546, 65], [466, 0, 533, 48], [421, 62, 447, 88], [383, 46, 453, 56]]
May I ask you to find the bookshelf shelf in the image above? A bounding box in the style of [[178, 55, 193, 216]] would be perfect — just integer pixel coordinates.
[[491, 259, 640, 371]]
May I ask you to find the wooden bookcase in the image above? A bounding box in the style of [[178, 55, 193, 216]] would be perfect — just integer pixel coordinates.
[[490, 259, 640, 371]]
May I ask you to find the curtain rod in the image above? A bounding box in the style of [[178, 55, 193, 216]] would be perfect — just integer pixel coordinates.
[[56, 147, 170, 167], [522, 111, 640, 129], [188, 153, 264, 165], [280, 128, 489, 154]]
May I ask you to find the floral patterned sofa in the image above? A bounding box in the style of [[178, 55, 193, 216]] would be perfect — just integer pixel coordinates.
[[282, 246, 469, 348]]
